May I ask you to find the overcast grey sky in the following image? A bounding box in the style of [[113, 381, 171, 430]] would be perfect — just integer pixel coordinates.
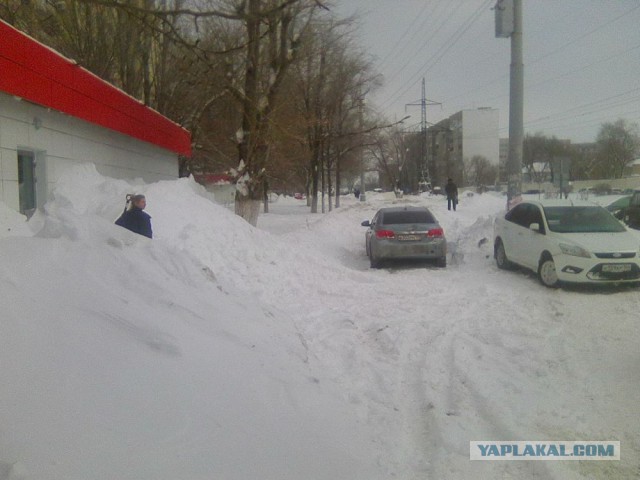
[[334, 0, 640, 143]]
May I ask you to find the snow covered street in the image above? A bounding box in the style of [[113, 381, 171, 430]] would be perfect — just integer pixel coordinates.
[[1, 166, 639, 479], [259, 192, 640, 479]]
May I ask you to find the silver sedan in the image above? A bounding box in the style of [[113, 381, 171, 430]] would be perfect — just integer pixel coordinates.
[[361, 206, 447, 268]]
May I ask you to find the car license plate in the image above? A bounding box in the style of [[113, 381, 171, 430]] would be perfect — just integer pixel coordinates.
[[397, 234, 420, 241], [602, 264, 632, 273]]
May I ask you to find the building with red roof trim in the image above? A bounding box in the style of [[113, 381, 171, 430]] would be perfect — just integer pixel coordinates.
[[0, 20, 191, 215]]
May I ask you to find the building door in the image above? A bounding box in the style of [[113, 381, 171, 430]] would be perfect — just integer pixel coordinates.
[[18, 151, 36, 216]]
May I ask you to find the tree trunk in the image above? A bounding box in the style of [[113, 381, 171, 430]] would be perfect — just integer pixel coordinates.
[[234, 0, 261, 225], [235, 195, 261, 227], [310, 157, 320, 213], [321, 149, 326, 213], [335, 154, 341, 208], [263, 179, 269, 214], [326, 139, 332, 212]]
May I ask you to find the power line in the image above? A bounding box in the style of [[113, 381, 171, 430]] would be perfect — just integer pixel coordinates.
[[448, 40, 640, 112], [528, 43, 640, 91], [422, 6, 640, 133], [383, 0, 464, 94], [527, 3, 640, 68], [381, 0, 492, 110], [421, 0, 493, 75], [376, 2, 432, 68], [426, 12, 612, 107], [524, 88, 640, 127]]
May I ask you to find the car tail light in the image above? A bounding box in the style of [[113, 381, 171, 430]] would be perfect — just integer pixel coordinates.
[[376, 229, 395, 239], [427, 228, 444, 238]]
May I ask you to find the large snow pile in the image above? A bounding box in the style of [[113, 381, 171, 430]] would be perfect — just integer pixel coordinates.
[[0, 165, 382, 480]]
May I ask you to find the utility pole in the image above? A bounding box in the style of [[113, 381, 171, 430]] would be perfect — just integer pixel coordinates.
[[406, 78, 441, 192], [495, 0, 523, 209]]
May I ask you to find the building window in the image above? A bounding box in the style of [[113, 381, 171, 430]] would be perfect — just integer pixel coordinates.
[[18, 150, 36, 216]]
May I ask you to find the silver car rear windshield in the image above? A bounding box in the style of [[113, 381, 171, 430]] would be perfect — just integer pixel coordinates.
[[543, 206, 626, 233], [382, 211, 435, 225]]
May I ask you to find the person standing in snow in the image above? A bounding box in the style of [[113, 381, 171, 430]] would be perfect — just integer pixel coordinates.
[[115, 194, 152, 238], [445, 178, 458, 211]]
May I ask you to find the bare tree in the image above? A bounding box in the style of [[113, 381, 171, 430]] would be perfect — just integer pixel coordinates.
[[227, 0, 318, 224], [523, 132, 577, 187], [367, 124, 409, 192], [463, 155, 497, 188], [595, 119, 640, 179], [289, 15, 375, 213]]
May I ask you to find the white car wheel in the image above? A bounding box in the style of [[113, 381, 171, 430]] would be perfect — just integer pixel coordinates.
[[538, 256, 559, 288], [495, 240, 511, 270]]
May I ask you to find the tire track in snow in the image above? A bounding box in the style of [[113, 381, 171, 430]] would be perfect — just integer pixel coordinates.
[[260, 196, 640, 478]]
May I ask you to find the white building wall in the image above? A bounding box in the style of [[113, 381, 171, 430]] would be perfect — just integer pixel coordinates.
[[0, 92, 178, 211], [461, 108, 499, 165]]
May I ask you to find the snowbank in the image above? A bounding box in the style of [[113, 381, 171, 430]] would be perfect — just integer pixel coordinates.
[[0, 165, 384, 480]]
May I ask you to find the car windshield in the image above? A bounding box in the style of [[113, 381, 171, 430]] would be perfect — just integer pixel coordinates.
[[382, 211, 434, 225], [543, 206, 626, 233]]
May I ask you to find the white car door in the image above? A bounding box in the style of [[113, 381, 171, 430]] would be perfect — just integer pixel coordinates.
[[500, 203, 531, 266], [518, 204, 548, 270]]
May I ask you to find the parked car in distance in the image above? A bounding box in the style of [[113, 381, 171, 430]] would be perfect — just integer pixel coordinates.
[[493, 199, 640, 287], [623, 189, 640, 230], [604, 195, 631, 220], [361, 206, 447, 268]]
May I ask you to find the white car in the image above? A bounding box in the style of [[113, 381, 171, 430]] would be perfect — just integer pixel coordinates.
[[493, 199, 640, 287]]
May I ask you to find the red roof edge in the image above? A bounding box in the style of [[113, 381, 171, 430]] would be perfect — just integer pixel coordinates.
[[0, 20, 191, 157]]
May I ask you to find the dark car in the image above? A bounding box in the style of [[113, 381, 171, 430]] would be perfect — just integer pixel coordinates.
[[623, 189, 640, 229], [605, 195, 631, 220], [361, 206, 447, 268]]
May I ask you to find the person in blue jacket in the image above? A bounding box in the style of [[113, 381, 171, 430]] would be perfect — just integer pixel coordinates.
[[115, 194, 152, 238]]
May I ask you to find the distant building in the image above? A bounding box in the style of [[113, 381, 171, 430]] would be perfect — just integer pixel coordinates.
[[427, 107, 499, 187], [0, 20, 191, 216], [450, 108, 500, 165], [624, 158, 640, 177]]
